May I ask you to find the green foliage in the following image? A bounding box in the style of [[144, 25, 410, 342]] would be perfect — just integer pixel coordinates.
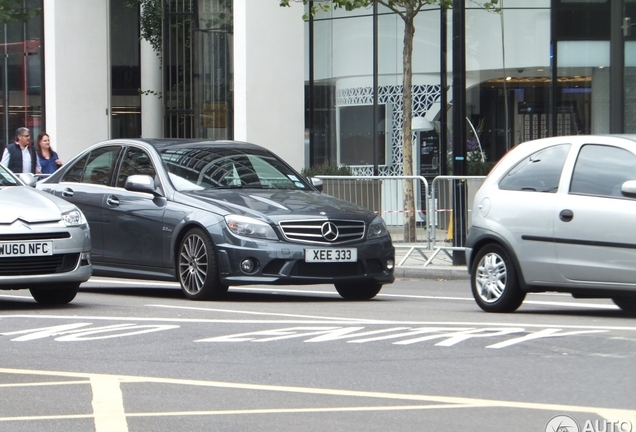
[[0, 0, 40, 25], [125, 0, 162, 54], [301, 165, 352, 177]]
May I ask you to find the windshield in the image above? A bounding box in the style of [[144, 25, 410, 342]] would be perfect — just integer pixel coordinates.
[[160, 146, 310, 192], [0, 165, 20, 187]]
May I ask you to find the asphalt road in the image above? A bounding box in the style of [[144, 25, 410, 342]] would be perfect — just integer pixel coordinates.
[[0, 276, 634, 432]]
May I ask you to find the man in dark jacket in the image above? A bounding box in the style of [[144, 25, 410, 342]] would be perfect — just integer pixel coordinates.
[[1, 127, 41, 174]]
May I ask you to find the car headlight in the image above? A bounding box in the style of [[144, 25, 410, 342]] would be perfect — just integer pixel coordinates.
[[61, 209, 86, 227], [367, 215, 389, 239], [225, 215, 278, 240]]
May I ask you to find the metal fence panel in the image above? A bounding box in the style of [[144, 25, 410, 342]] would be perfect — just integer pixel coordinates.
[[317, 174, 486, 267]]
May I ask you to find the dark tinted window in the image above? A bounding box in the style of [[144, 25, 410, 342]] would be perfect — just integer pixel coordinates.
[[61, 154, 90, 183], [552, 0, 610, 41], [570, 145, 636, 197], [499, 144, 570, 193], [62, 147, 122, 185], [116, 147, 156, 188]]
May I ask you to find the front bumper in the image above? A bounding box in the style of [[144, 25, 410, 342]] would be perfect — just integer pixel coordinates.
[[215, 237, 395, 286], [0, 224, 92, 290]]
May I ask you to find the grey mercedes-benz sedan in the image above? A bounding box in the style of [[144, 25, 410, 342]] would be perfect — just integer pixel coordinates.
[[0, 164, 91, 304], [37, 139, 395, 300]]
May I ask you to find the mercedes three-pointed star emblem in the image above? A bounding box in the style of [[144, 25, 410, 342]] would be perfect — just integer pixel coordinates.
[[320, 221, 339, 242]]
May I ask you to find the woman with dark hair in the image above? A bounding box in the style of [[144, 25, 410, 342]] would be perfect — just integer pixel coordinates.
[[35, 133, 62, 174]]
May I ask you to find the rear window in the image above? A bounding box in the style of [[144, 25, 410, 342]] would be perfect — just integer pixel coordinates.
[[499, 144, 570, 193]]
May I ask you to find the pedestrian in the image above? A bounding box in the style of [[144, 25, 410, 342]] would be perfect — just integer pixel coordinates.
[[35, 132, 62, 174], [1, 127, 41, 174]]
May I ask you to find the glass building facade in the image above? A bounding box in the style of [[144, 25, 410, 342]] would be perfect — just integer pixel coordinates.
[[0, 0, 43, 152], [305, 0, 636, 177], [3, 0, 635, 166]]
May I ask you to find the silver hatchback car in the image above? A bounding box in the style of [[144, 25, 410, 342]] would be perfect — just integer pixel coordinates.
[[0, 165, 92, 304], [466, 134, 636, 313]]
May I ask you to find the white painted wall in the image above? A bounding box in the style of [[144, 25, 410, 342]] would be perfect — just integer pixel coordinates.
[[234, 0, 305, 171], [140, 37, 162, 138], [44, 0, 110, 162]]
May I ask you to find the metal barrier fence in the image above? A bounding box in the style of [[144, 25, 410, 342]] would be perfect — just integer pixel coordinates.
[[426, 175, 486, 265], [316, 175, 485, 266]]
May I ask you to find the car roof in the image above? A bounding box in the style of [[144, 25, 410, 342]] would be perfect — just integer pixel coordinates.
[[109, 138, 268, 153]]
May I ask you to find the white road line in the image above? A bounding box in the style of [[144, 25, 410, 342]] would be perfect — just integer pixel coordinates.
[[83, 278, 620, 309], [148, 304, 389, 322], [90, 375, 128, 432], [2, 312, 636, 331]]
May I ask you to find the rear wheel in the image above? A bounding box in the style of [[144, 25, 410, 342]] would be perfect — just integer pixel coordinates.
[[334, 282, 382, 300], [30, 283, 79, 304], [470, 244, 525, 313], [612, 296, 636, 314], [178, 228, 228, 300]]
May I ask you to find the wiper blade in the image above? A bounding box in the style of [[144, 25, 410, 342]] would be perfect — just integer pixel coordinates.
[[214, 185, 244, 189]]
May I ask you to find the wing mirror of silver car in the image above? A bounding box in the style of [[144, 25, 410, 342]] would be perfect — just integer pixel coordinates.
[[125, 174, 161, 196], [310, 177, 323, 193], [621, 180, 636, 197], [17, 173, 37, 188]]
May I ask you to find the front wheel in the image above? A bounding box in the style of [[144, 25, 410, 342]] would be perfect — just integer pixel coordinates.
[[470, 244, 525, 313], [30, 283, 80, 304], [334, 282, 382, 300], [612, 296, 636, 314], [178, 228, 228, 300]]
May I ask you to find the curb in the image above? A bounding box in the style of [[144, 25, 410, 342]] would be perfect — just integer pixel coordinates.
[[394, 265, 469, 280]]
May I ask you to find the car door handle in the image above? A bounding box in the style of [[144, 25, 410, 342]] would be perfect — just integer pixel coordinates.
[[559, 209, 573, 222], [106, 195, 120, 207], [61, 188, 74, 198]]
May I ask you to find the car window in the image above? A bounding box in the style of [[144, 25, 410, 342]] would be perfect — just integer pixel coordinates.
[[161, 147, 309, 191], [0, 166, 20, 186], [61, 153, 90, 183], [499, 144, 570, 193], [82, 146, 122, 186], [570, 144, 636, 198], [116, 147, 157, 188], [62, 146, 122, 185]]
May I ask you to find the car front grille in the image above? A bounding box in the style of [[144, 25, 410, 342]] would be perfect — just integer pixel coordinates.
[[0, 232, 71, 241], [0, 253, 80, 276], [279, 219, 365, 244]]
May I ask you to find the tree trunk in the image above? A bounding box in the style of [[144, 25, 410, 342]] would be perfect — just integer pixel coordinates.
[[401, 15, 417, 243]]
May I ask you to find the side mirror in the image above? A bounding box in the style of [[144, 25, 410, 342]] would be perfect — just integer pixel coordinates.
[[125, 174, 160, 196], [17, 173, 37, 188], [621, 180, 636, 197], [310, 177, 323, 192]]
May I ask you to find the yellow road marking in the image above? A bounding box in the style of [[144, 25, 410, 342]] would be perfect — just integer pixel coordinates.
[[0, 367, 633, 425], [90, 375, 128, 432]]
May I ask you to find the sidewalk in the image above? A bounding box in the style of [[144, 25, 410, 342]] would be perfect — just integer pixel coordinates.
[[393, 244, 469, 280]]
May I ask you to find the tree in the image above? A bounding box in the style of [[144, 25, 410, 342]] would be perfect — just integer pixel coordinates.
[[0, 0, 40, 25], [280, 0, 498, 242]]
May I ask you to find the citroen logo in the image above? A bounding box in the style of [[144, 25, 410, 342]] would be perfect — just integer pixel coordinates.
[[321, 222, 339, 242]]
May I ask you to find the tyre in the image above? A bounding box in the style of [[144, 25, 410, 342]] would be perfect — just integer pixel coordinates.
[[334, 282, 382, 300], [612, 296, 636, 314], [470, 243, 525, 313], [178, 228, 228, 300], [29, 283, 80, 305]]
